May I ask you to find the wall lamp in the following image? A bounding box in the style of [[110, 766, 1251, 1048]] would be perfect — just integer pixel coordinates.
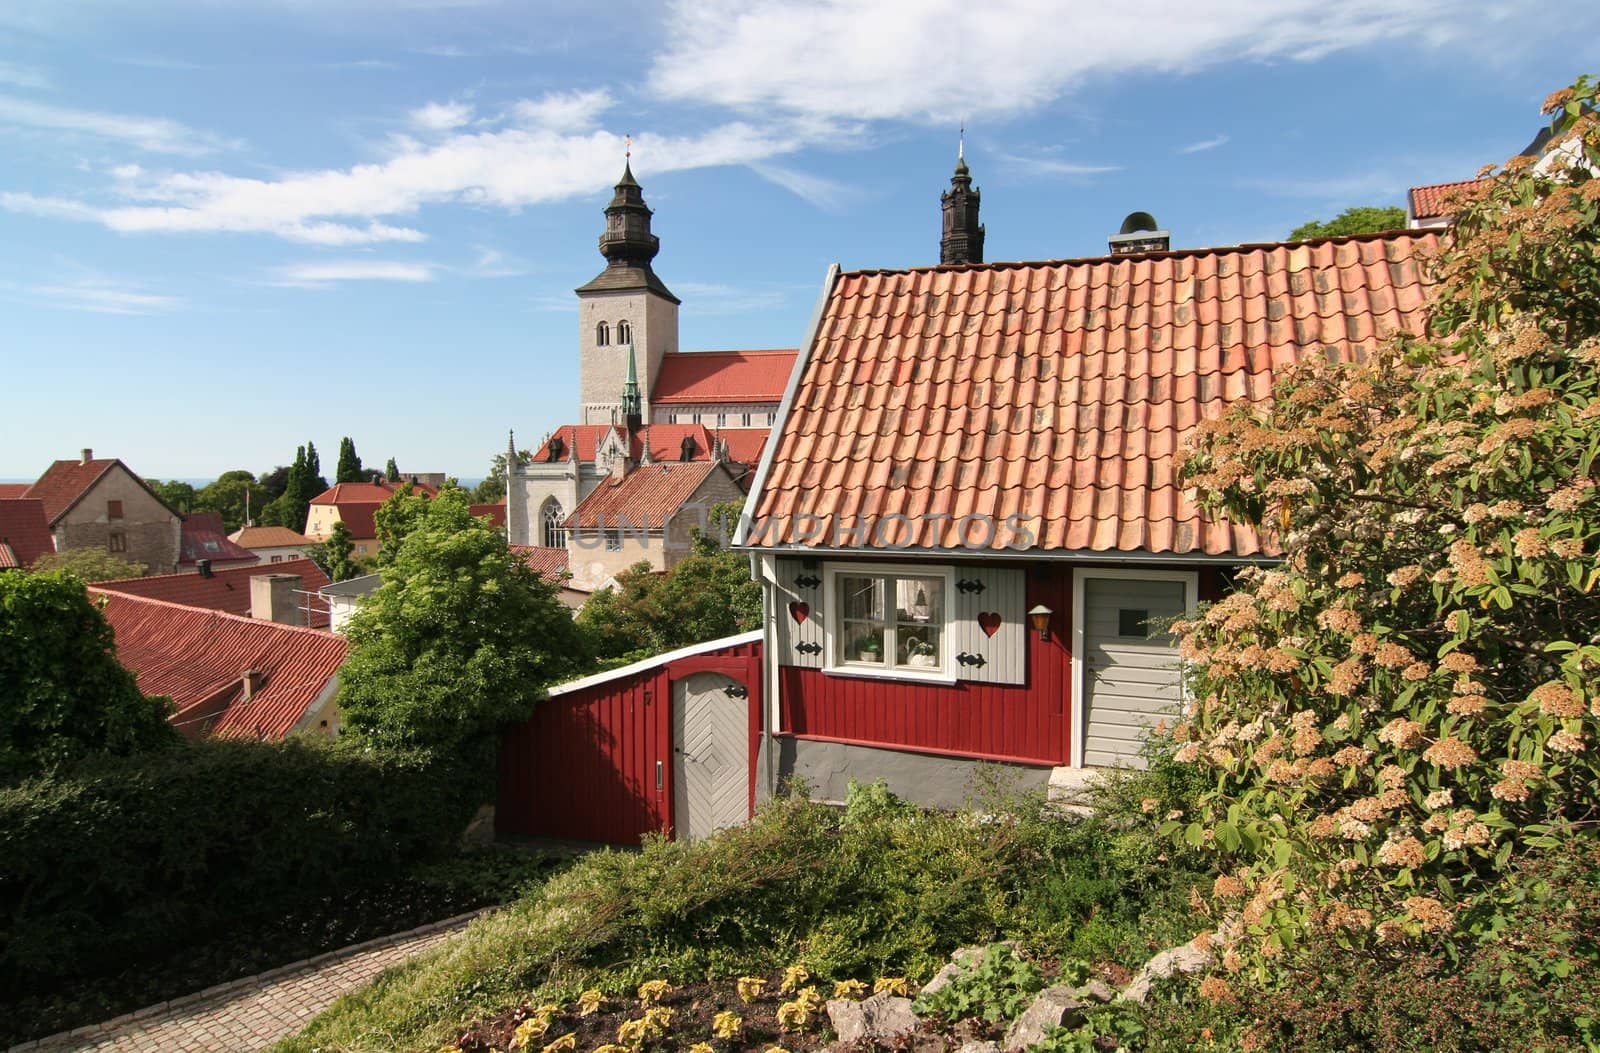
[[1028, 604, 1054, 640]]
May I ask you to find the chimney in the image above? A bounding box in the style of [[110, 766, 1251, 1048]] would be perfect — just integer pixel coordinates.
[[197, 558, 213, 578], [81, 448, 93, 464], [250, 573, 303, 625], [1108, 211, 1171, 256], [241, 669, 264, 701]]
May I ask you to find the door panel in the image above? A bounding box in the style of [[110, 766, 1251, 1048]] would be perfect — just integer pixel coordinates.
[[672, 672, 751, 840], [1083, 578, 1187, 769]]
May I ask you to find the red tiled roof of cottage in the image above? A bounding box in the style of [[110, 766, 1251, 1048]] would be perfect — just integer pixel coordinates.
[[334, 502, 383, 540], [97, 557, 332, 628], [179, 512, 259, 568], [1409, 179, 1488, 221], [0, 484, 31, 499], [531, 424, 722, 465], [90, 590, 346, 739], [715, 428, 769, 466], [0, 498, 54, 568], [309, 480, 436, 505], [567, 461, 729, 531], [471, 502, 507, 528], [230, 525, 313, 548], [651, 349, 798, 405], [25, 457, 177, 523], [750, 231, 1444, 557], [511, 545, 570, 579]]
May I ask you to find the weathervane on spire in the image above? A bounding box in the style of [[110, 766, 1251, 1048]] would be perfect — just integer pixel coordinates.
[[625, 133, 632, 161], [959, 121, 965, 163]]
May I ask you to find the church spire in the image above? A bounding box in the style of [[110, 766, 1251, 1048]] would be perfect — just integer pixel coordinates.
[[575, 147, 680, 303], [621, 341, 643, 431], [940, 131, 984, 265]]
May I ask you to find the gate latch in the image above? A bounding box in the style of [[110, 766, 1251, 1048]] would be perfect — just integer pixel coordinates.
[[723, 684, 749, 699]]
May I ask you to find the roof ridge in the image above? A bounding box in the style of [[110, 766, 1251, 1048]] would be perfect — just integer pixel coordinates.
[[840, 228, 1439, 278], [97, 556, 323, 587], [90, 588, 342, 639]]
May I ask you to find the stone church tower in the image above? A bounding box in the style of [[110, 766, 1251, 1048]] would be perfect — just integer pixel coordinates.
[[576, 160, 680, 425], [940, 141, 984, 266]]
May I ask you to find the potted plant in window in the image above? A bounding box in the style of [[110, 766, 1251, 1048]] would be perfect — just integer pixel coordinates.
[[856, 631, 883, 663]]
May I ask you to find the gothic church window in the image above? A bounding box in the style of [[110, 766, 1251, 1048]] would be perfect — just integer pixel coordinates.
[[541, 498, 568, 549], [616, 320, 632, 344], [596, 322, 610, 346]]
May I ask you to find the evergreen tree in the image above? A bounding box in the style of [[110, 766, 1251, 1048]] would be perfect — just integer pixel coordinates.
[[304, 441, 327, 493], [334, 437, 364, 484], [384, 457, 400, 482], [324, 520, 358, 582]]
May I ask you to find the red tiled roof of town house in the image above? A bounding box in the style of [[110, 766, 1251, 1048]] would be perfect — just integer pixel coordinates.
[[651, 349, 799, 405], [511, 545, 570, 579], [750, 231, 1443, 557], [333, 502, 383, 540], [0, 498, 54, 568], [714, 428, 770, 468], [25, 457, 177, 524], [0, 484, 31, 499], [178, 512, 259, 569], [230, 525, 313, 548], [471, 502, 507, 528], [1409, 179, 1489, 221], [90, 590, 346, 739], [97, 557, 332, 628], [566, 461, 730, 531], [530, 423, 765, 466], [309, 480, 436, 505]]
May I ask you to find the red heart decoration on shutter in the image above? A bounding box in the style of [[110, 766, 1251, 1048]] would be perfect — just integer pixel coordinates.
[[977, 612, 1002, 637], [789, 601, 810, 624]]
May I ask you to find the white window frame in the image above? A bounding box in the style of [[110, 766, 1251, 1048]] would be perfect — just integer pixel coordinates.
[[1070, 567, 1198, 769], [822, 560, 957, 684]]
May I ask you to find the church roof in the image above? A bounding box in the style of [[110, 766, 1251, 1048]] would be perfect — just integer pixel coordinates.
[[575, 262, 681, 303], [651, 349, 798, 405], [565, 461, 731, 531]]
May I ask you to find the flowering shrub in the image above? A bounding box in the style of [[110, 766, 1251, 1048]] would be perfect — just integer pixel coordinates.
[[1169, 75, 1600, 962]]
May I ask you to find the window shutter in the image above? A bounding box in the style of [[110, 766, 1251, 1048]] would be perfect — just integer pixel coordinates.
[[774, 558, 825, 669], [951, 567, 1026, 685]]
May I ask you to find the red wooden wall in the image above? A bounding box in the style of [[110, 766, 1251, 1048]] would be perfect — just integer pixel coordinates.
[[496, 637, 761, 844]]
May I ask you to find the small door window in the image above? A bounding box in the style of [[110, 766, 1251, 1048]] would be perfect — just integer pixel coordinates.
[[1118, 609, 1150, 638]]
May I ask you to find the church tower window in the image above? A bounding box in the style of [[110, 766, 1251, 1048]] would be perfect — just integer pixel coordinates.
[[541, 498, 567, 549], [616, 320, 632, 345], [596, 321, 610, 346]]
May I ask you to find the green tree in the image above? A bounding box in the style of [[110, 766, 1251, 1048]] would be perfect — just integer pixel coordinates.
[[30, 548, 147, 582], [384, 457, 400, 483], [336, 489, 589, 758], [146, 479, 195, 515], [334, 437, 364, 485], [304, 441, 326, 494], [471, 447, 531, 504], [322, 520, 359, 582], [1289, 205, 1407, 241], [1173, 77, 1600, 956], [577, 502, 761, 663], [193, 470, 258, 532], [0, 572, 177, 780]]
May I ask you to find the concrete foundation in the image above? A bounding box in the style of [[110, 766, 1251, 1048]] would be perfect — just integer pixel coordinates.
[[772, 737, 1050, 810]]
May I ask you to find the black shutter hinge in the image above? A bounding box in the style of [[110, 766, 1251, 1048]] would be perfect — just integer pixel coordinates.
[[956, 578, 986, 594], [956, 651, 987, 668]]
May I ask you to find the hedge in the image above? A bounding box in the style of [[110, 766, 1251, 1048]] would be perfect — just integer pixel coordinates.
[[0, 736, 482, 992]]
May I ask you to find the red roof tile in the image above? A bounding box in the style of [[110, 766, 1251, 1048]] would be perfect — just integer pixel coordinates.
[[230, 525, 313, 548], [0, 498, 54, 568], [567, 461, 731, 531], [179, 512, 259, 568], [1409, 179, 1488, 220], [750, 231, 1444, 558], [91, 590, 346, 739], [510, 545, 570, 578], [0, 484, 31, 499], [97, 557, 332, 628], [715, 428, 769, 466], [531, 424, 723, 464], [309, 481, 436, 505], [471, 502, 507, 528], [334, 502, 383, 541], [26, 458, 177, 524], [651, 349, 798, 405]]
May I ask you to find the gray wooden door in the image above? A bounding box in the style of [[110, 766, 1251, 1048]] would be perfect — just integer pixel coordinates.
[[1083, 578, 1188, 768], [672, 672, 750, 840]]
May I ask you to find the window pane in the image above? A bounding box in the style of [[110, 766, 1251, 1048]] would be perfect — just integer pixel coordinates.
[[897, 626, 941, 668], [894, 576, 943, 625], [840, 575, 883, 621], [838, 575, 886, 664]]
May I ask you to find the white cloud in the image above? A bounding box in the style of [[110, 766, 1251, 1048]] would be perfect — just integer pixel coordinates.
[[649, 0, 1513, 123], [471, 247, 526, 278], [410, 99, 475, 132], [0, 94, 229, 154], [996, 151, 1119, 179], [24, 279, 183, 315], [2, 91, 806, 244], [672, 280, 796, 315], [270, 260, 438, 287], [0, 62, 48, 90], [1179, 133, 1229, 154], [508, 89, 613, 133], [747, 162, 854, 209]]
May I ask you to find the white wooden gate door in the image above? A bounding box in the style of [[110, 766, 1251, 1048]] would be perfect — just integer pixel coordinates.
[[1083, 578, 1188, 768], [672, 672, 750, 840]]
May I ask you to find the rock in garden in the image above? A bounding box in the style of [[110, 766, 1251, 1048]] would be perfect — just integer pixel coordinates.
[[923, 942, 1019, 996], [1118, 942, 1215, 1004], [956, 1041, 1000, 1053], [1076, 979, 1115, 1003], [1001, 985, 1089, 1052], [827, 992, 921, 1045]]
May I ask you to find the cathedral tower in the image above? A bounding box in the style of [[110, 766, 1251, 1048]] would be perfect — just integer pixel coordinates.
[[940, 139, 985, 266], [576, 158, 680, 425]]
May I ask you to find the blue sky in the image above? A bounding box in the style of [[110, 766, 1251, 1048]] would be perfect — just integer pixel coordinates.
[[3, 1, 1598, 482]]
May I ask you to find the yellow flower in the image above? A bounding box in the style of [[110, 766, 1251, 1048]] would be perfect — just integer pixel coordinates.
[[593, 1046, 630, 1053], [637, 979, 672, 1006], [577, 989, 605, 1017], [688, 1045, 715, 1053], [873, 977, 909, 996], [643, 1006, 673, 1035], [778, 965, 810, 994], [736, 976, 767, 1003], [776, 1001, 813, 1032], [617, 1018, 649, 1046], [510, 1017, 550, 1049], [542, 1035, 577, 1053], [832, 979, 867, 1000], [712, 1011, 743, 1039]]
